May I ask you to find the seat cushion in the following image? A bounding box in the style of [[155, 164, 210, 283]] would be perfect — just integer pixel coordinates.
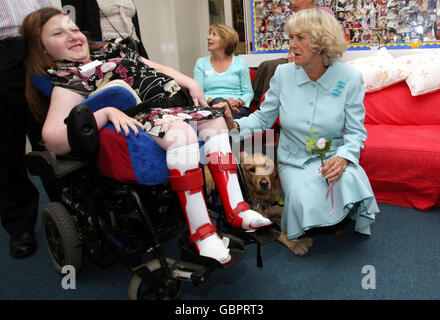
[[360, 124, 440, 211], [98, 125, 169, 186], [84, 85, 169, 185]]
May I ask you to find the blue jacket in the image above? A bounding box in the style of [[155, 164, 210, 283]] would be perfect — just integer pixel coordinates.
[[236, 62, 367, 168]]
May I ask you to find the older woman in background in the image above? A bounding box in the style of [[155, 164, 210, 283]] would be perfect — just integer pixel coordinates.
[[253, 0, 333, 106], [218, 9, 378, 256], [194, 24, 253, 119]]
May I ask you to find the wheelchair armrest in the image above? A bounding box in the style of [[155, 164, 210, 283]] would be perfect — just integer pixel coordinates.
[[24, 151, 87, 179], [65, 104, 100, 160]]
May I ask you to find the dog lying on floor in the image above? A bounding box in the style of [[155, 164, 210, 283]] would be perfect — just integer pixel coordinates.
[[203, 152, 283, 223]]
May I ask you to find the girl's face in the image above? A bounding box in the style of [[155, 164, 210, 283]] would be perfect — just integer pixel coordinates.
[[40, 14, 90, 62]]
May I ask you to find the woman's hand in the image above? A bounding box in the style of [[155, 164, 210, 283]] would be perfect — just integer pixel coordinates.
[[321, 156, 349, 182], [226, 98, 241, 112], [101, 107, 145, 137], [211, 101, 237, 131]]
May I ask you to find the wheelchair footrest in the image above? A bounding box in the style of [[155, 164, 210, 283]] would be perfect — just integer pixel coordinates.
[[218, 221, 281, 268], [220, 221, 281, 246], [178, 233, 245, 270], [174, 260, 214, 285]]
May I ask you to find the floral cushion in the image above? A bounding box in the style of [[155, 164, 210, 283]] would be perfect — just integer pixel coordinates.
[[345, 48, 407, 93], [395, 52, 440, 96]]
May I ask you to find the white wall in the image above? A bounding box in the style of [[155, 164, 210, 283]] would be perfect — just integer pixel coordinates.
[[174, 0, 210, 76], [134, 0, 210, 77]]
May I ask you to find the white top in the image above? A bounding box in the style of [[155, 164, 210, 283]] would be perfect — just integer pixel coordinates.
[[97, 0, 139, 42], [0, 0, 52, 39]]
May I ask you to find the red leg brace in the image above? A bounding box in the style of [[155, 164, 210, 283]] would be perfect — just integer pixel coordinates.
[[206, 152, 251, 229], [168, 167, 217, 245]]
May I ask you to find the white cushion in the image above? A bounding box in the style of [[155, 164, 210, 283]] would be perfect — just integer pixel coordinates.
[[395, 52, 440, 96], [345, 47, 407, 93]]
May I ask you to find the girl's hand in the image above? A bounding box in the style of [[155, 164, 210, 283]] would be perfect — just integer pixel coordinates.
[[103, 107, 145, 137], [188, 81, 208, 107], [321, 156, 349, 182]]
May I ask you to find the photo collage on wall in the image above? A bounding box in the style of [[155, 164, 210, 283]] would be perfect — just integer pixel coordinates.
[[251, 0, 440, 53], [253, 0, 292, 52]]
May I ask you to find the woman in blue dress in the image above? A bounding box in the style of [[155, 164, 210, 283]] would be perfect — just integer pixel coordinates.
[[218, 8, 379, 256]]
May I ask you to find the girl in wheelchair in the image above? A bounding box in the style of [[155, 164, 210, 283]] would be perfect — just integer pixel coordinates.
[[20, 7, 272, 266]]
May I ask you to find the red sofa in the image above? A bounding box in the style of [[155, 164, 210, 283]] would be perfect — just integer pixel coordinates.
[[249, 68, 440, 211], [360, 81, 440, 211]]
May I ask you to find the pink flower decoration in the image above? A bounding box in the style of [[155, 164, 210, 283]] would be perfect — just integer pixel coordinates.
[[101, 62, 116, 73], [116, 65, 128, 78], [107, 58, 122, 63], [123, 76, 134, 86], [56, 71, 71, 77], [316, 137, 326, 150], [189, 112, 204, 120]]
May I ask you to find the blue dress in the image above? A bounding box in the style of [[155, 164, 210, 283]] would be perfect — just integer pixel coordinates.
[[236, 62, 379, 240]]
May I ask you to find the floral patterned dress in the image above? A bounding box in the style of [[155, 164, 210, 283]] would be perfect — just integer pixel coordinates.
[[47, 43, 223, 137]]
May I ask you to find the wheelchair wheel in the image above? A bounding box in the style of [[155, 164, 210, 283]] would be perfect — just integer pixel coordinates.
[[42, 202, 83, 275], [128, 258, 183, 300]]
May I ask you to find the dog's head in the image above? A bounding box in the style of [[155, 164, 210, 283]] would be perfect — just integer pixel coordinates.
[[241, 153, 281, 202]]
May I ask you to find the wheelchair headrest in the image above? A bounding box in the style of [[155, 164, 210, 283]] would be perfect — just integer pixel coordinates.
[[64, 104, 99, 160], [31, 72, 53, 97]]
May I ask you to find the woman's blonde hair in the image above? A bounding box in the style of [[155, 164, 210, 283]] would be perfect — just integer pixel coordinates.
[[209, 24, 239, 56], [284, 8, 347, 66]]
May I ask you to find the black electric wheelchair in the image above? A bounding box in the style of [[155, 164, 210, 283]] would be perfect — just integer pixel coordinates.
[[24, 83, 280, 300]]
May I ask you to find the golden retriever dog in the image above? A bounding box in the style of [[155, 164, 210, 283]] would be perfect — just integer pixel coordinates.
[[240, 153, 283, 222], [203, 152, 314, 256], [203, 152, 283, 223]]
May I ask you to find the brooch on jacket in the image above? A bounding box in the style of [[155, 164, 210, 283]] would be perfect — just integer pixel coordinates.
[[332, 80, 345, 97]]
